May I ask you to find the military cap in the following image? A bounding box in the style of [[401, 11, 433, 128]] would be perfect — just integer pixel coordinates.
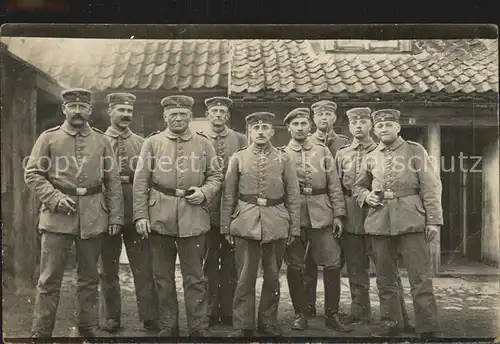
[[245, 112, 275, 127], [346, 107, 372, 121], [372, 109, 401, 124], [204, 96, 233, 109], [284, 107, 311, 125], [106, 92, 136, 107], [311, 100, 337, 114], [61, 88, 92, 104], [161, 95, 194, 115]]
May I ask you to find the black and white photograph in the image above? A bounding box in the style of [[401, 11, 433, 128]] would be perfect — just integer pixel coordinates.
[[1, 26, 499, 341]]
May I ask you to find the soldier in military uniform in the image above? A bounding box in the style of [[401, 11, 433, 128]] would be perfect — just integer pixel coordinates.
[[336, 107, 414, 332], [283, 108, 353, 333], [24, 88, 124, 338], [305, 100, 351, 318], [353, 109, 442, 338], [133, 95, 223, 337], [220, 112, 301, 337], [99, 93, 158, 333], [200, 97, 247, 327]]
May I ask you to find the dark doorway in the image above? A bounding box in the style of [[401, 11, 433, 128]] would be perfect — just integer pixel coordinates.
[[440, 126, 496, 260]]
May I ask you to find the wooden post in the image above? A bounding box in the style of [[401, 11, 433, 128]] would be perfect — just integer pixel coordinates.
[[426, 124, 441, 276]]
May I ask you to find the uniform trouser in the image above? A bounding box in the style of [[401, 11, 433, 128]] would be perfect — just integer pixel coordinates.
[[203, 225, 237, 319], [303, 237, 345, 313], [32, 231, 102, 335], [149, 232, 208, 333], [233, 237, 286, 330], [98, 224, 158, 323], [343, 232, 410, 321], [286, 227, 342, 316], [372, 233, 439, 333]]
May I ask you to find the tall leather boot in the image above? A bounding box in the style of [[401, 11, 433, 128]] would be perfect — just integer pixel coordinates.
[[323, 267, 353, 332], [286, 266, 308, 331]]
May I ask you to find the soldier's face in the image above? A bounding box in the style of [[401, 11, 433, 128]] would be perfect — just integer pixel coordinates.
[[373, 121, 400, 143], [62, 102, 91, 127], [313, 111, 337, 131], [288, 117, 311, 141], [349, 118, 372, 139], [164, 110, 191, 133], [206, 106, 229, 126], [109, 104, 133, 130], [249, 123, 274, 145]]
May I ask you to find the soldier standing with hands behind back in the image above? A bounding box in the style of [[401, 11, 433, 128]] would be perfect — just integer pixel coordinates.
[[99, 93, 159, 333], [200, 96, 247, 328], [25, 88, 124, 338], [221, 112, 301, 337], [283, 107, 353, 333], [336, 107, 414, 332], [353, 109, 442, 338], [133, 95, 222, 337]]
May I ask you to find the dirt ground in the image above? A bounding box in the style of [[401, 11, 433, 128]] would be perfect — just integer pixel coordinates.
[[3, 265, 500, 339]]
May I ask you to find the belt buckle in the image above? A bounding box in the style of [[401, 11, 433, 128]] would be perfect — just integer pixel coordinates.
[[76, 187, 87, 196], [120, 175, 130, 183], [384, 191, 394, 199], [257, 197, 267, 206], [302, 187, 312, 195], [175, 189, 186, 197]]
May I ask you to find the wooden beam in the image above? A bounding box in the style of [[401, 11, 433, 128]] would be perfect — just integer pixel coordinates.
[[426, 124, 442, 276], [35, 74, 63, 100]]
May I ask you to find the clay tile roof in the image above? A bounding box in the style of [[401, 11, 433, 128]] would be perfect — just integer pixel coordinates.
[[1, 37, 229, 91], [230, 39, 498, 96]]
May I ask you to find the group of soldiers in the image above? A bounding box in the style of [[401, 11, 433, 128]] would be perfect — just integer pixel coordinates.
[[24, 86, 443, 339]]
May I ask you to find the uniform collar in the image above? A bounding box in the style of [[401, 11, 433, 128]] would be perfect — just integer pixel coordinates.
[[61, 121, 92, 137], [105, 126, 133, 139], [379, 136, 405, 151], [352, 138, 375, 149], [251, 142, 273, 155], [207, 125, 229, 138], [314, 129, 338, 141], [164, 127, 193, 141], [287, 138, 313, 151]]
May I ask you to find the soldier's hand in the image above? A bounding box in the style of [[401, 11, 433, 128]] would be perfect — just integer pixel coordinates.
[[365, 191, 381, 207], [136, 219, 151, 238], [333, 217, 344, 238], [108, 224, 122, 236], [287, 235, 298, 246], [185, 187, 206, 205], [57, 197, 76, 215], [225, 234, 234, 246], [425, 225, 440, 243]]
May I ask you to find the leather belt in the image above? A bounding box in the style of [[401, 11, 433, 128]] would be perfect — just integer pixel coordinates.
[[343, 189, 353, 197], [239, 194, 284, 206], [151, 182, 194, 197], [300, 187, 327, 196], [377, 188, 420, 200], [120, 175, 133, 184], [53, 184, 102, 196]]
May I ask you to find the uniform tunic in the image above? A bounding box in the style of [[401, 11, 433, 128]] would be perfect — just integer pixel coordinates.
[[25, 121, 124, 237], [133, 128, 223, 237]]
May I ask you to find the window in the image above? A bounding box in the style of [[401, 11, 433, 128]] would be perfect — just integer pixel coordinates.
[[321, 40, 413, 54]]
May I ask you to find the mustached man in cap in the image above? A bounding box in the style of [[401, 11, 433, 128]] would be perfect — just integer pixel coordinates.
[[305, 100, 351, 318], [24, 88, 124, 338], [200, 97, 247, 328], [99, 93, 159, 333], [283, 108, 353, 333], [353, 109, 442, 338], [220, 112, 300, 337], [133, 95, 223, 337], [335, 108, 413, 331]]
